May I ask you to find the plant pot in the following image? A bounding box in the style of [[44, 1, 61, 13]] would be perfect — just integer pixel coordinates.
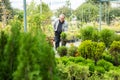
[[61, 39, 67, 46]]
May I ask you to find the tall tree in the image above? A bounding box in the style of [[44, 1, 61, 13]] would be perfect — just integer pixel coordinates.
[[75, 3, 99, 22], [0, 0, 12, 21], [27, 1, 52, 26], [55, 6, 72, 18], [86, 0, 99, 4], [55, 0, 72, 20], [86, 0, 110, 6], [27, 1, 52, 19]]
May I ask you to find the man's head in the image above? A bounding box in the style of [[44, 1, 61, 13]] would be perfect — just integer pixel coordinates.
[[59, 14, 65, 22]]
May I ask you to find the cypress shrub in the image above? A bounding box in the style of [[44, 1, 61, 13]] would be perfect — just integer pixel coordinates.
[[100, 29, 115, 48], [80, 26, 99, 42], [57, 46, 68, 57], [13, 28, 56, 80], [0, 31, 9, 80], [78, 40, 105, 63], [109, 41, 120, 66], [0, 20, 21, 80], [0, 20, 56, 80]]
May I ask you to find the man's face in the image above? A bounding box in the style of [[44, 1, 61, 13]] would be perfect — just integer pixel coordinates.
[[59, 16, 65, 22]]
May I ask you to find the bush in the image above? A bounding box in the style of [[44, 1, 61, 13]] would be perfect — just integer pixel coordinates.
[[57, 46, 68, 57], [67, 63, 89, 80], [92, 30, 100, 42], [105, 69, 120, 80], [78, 40, 93, 59], [0, 20, 21, 80], [68, 44, 78, 57], [14, 29, 56, 80], [97, 59, 113, 71], [61, 32, 67, 39], [56, 60, 90, 80], [73, 56, 85, 63], [56, 56, 120, 80], [100, 29, 115, 47], [80, 26, 99, 42], [84, 59, 95, 75], [61, 32, 67, 46], [56, 59, 68, 80], [114, 34, 120, 41], [109, 41, 120, 66], [88, 74, 101, 80], [102, 51, 113, 63], [0, 31, 9, 80], [78, 40, 105, 63], [0, 20, 56, 80], [95, 66, 105, 75], [80, 26, 95, 41]]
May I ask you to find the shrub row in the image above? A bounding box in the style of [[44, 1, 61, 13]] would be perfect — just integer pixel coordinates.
[[80, 26, 118, 47], [57, 40, 120, 66], [56, 57, 120, 80]]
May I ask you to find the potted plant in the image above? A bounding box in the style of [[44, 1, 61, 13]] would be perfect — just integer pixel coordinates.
[[61, 32, 67, 46]]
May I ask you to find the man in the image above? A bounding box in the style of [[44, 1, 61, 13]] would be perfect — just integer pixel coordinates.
[[53, 14, 68, 49]]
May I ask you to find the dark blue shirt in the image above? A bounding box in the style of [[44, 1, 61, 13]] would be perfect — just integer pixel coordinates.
[[57, 20, 64, 34]]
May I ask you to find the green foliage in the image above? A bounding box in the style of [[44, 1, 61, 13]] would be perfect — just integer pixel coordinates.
[[0, 30, 9, 80], [75, 3, 98, 22], [100, 29, 115, 47], [67, 62, 89, 80], [109, 41, 120, 53], [88, 62, 95, 74], [12, 10, 24, 22], [0, 0, 13, 21], [78, 40, 105, 63], [56, 56, 120, 80], [0, 30, 7, 55], [88, 74, 101, 80], [27, 1, 52, 30], [68, 45, 78, 57], [55, 6, 72, 19], [57, 46, 68, 57], [86, 0, 99, 4], [105, 69, 120, 80], [3, 0, 12, 10], [13, 32, 42, 80], [97, 59, 113, 71], [114, 34, 120, 41], [109, 41, 120, 66], [95, 66, 105, 75], [73, 56, 85, 63], [27, 1, 52, 17], [92, 30, 100, 42], [56, 58, 90, 80], [61, 32, 67, 39], [28, 13, 44, 29], [56, 60, 68, 80], [13, 29, 56, 80], [109, 8, 120, 21], [93, 42, 106, 63], [80, 26, 99, 41], [78, 40, 92, 59], [0, 19, 21, 80], [0, 20, 56, 80], [61, 32, 67, 46], [102, 51, 113, 63], [80, 26, 94, 41]]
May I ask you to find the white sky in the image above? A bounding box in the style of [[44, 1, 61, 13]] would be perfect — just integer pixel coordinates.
[[10, 0, 85, 10]]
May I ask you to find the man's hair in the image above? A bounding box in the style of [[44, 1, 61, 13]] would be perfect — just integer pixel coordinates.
[[59, 14, 65, 18]]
